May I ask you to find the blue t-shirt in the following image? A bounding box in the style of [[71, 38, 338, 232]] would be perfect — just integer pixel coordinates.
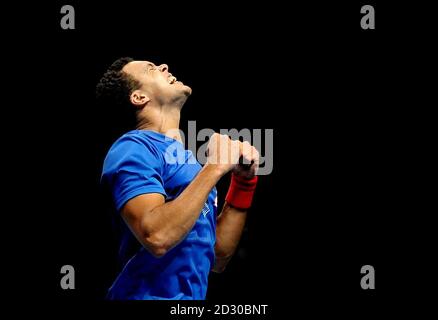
[[101, 130, 217, 300]]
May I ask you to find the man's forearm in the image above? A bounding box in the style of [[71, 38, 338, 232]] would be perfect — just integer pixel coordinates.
[[143, 164, 223, 253], [213, 203, 248, 272]]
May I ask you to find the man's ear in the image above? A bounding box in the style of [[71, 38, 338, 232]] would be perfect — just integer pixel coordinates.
[[130, 90, 150, 107]]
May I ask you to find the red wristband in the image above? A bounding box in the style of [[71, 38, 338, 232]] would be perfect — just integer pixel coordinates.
[[225, 173, 258, 210]]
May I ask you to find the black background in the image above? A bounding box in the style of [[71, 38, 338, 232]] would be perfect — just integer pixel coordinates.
[[5, 0, 435, 317]]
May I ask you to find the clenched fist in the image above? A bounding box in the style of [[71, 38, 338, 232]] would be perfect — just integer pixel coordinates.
[[206, 133, 259, 178], [206, 133, 241, 175], [234, 140, 259, 179]]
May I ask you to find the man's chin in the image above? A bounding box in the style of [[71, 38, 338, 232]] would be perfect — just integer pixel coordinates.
[[181, 84, 192, 96]]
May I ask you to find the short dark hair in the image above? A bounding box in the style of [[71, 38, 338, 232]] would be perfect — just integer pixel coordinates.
[[96, 57, 142, 132]]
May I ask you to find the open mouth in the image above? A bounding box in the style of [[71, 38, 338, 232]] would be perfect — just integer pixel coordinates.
[[168, 75, 177, 84]]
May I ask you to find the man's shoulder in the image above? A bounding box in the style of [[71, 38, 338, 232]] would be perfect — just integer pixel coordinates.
[[103, 130, 164, 168], [109, 130, 160, 152]]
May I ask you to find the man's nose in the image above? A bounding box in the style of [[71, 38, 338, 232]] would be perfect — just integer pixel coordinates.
[[158, 64, 169, 73]]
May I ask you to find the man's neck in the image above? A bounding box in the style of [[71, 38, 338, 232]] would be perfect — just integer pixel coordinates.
[[136, 104, 183, 142]]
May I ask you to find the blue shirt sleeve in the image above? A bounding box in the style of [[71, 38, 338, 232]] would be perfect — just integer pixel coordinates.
[[102, 135, 167, 211]]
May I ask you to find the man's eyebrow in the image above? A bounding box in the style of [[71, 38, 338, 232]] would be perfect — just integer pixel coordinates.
[[144, 63, 155, 72]]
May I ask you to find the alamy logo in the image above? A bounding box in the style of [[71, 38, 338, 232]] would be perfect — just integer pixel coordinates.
[[60, 264, 75, 289], [60, 5, 75, 30], [164, 121, 274, 176], [360, 5, 375, 30], [360, 265, 375, 289]]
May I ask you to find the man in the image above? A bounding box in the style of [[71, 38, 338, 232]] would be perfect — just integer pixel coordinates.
[[97, 57, 259, 300]]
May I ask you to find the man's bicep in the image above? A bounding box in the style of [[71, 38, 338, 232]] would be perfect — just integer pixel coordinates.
[[120, 193, 166, 240], [102, 137, 167, 211]]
